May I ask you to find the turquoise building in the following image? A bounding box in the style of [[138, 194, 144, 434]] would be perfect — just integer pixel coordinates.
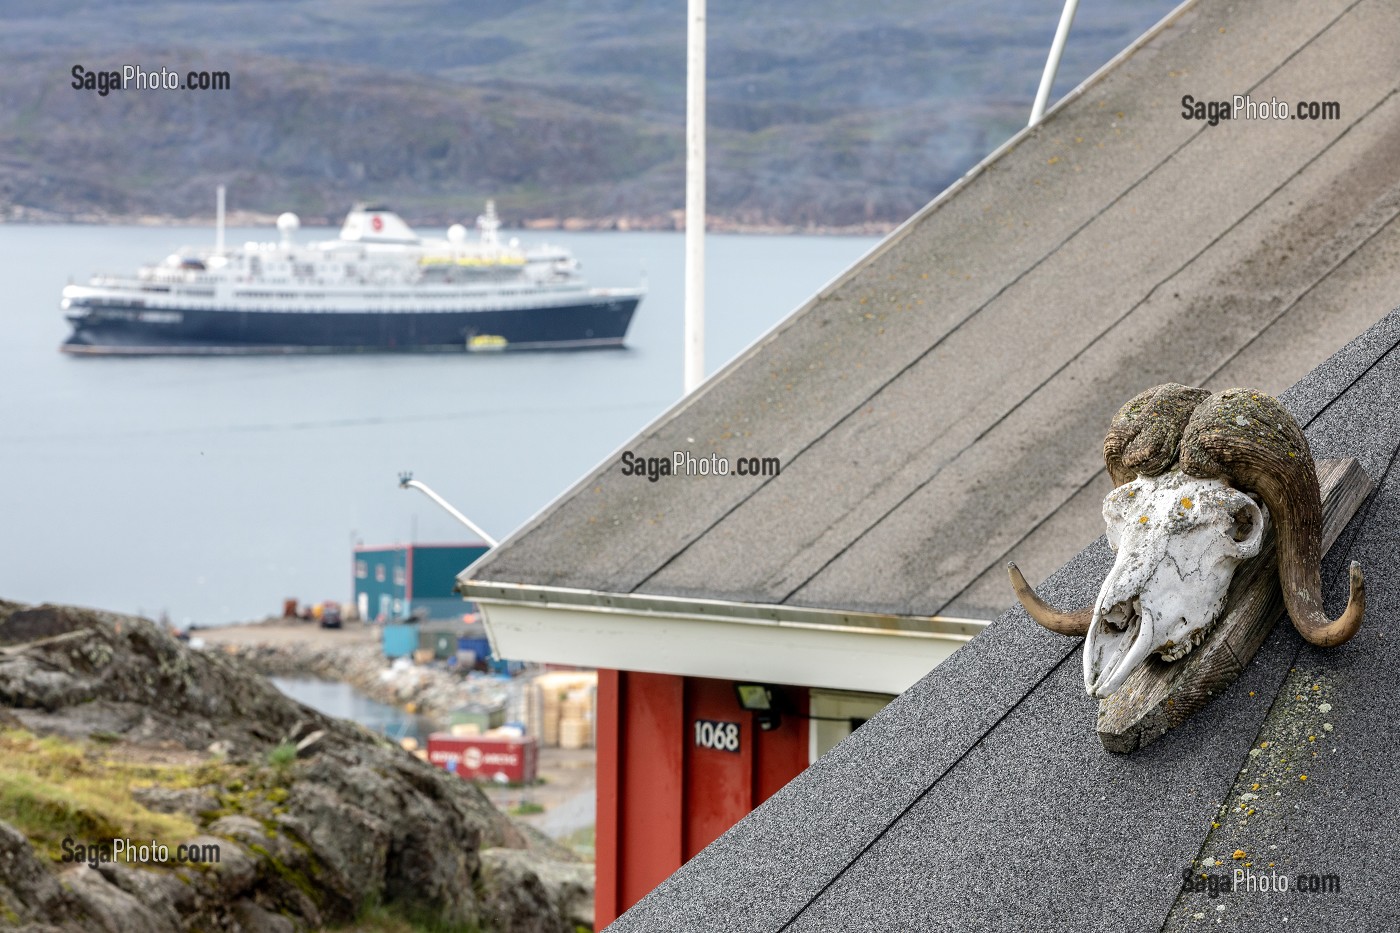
[[353, 543, 489, 623]]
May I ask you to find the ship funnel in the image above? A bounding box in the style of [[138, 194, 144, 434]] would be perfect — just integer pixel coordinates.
[[338, 206, 419, 244]]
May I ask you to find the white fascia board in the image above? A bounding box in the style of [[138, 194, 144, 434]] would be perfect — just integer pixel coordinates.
[[464, 583, 988, 695]]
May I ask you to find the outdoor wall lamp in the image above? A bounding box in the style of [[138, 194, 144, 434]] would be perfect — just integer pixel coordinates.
[[733, 683, 869, 733], [734, 683, 781, 731]]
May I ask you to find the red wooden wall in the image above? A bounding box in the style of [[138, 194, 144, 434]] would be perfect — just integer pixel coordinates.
[[595, 669, 809, 927]]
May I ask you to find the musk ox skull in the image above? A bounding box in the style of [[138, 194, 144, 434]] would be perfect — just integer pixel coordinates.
[[1084, 471, 1266, 697], [1009, 384, 1364, 698]]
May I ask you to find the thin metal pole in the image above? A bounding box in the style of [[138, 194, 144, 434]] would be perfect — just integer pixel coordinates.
[[398, 475, 498, 547], [215, 184, 226, 254], [683, 0, 706, 394], [1029, 0, 1081, 126]]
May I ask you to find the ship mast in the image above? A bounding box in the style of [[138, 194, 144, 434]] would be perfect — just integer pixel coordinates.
[[215, 185, 226, 255], [477, 201, 501, 249]]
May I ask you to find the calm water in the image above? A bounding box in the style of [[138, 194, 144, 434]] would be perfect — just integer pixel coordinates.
[[271, 676, 441, 741], [0, 223, 878, 624]]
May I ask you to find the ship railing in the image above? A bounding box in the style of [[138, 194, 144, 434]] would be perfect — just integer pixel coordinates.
[[88, 274, 149, 287]]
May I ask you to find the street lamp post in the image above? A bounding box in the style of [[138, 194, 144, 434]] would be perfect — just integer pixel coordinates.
[[397, 472, 498, 547]]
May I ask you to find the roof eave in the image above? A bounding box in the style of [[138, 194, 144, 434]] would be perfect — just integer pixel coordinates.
[[458, 579, 988, 694]]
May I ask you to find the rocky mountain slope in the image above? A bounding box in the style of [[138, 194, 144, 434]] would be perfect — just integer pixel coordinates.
[[0, 599, 590, 933], [0, 0, 1173, 228]]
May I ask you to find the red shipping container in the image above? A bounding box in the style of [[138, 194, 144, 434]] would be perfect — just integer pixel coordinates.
[[426, 733, 538, 783]]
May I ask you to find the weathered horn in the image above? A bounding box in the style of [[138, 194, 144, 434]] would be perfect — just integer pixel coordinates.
[[1103, 383, 1212, 487], [1008, 562, 1092, 635], [1178, 389, 1364, 647], [1013, 382, 1212, 635]]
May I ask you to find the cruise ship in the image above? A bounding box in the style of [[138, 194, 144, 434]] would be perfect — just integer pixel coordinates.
[[60, 201, 644, 355]]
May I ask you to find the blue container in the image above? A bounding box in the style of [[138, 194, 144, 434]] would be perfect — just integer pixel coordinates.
[[458, 637, 493, 661], [382, 623, 420, 659], [489, 658, 524, 676]]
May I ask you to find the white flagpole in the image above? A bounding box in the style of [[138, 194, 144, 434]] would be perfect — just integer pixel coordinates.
[[1029, 0, 1080, 126], [684, 0, 706, 394]]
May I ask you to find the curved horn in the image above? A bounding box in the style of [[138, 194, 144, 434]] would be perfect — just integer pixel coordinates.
[[1011, 383, 1206, 635], [1103, 383, 1212, 486], [1179, 389, 1364, 647], [1008, 563, 1093, 635]]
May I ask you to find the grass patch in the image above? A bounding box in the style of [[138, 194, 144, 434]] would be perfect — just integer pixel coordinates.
[[508, 801, 545, 816], [0, 728, 220, 862], [267, 742, 298, 771]]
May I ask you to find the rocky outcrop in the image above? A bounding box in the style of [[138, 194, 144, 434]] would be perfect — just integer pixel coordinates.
[[480, 849, 595, 933], [0, 603, 312, 754], [223, 638, 510, 719], [0, 820, 71, 927], [0, 601, 591, 932]]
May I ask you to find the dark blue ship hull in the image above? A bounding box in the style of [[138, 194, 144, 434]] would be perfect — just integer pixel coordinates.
[[61, 295, 639, 355]]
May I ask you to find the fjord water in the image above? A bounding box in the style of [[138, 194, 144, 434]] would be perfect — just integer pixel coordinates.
[[0, 224, 878, 625], [270, 677, 441, 741]]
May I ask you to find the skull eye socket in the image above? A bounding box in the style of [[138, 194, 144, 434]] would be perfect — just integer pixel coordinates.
[[1230, 506, 1255, 542], [1225, 493, 1267, 560]]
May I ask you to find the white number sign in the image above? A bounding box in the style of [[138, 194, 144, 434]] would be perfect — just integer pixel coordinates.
[[694, 719, 741, 753]]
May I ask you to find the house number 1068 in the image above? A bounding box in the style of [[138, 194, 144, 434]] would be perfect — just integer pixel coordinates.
[[694, 719, 740, 752]]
